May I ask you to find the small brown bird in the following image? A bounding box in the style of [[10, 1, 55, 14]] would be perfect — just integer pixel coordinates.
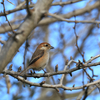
[[20, 42, 54, 75]]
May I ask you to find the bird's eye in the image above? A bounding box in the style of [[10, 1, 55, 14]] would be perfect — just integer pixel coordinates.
[[45, 44, 48, 47]]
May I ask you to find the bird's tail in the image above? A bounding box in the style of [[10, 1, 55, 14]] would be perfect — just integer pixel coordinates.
[[20, 67, 30, 76]]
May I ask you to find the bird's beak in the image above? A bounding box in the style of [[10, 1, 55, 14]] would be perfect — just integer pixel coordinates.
[[50, 46, 54, 49]]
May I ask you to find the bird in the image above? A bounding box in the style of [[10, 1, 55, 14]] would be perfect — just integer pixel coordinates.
[[20, 42, 54, 75]]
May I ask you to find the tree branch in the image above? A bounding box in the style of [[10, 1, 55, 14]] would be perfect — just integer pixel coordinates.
[[0, 1, 99, 34]]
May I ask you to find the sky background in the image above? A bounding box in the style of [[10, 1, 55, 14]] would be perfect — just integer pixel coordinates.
[[0, 0, 100, 100]]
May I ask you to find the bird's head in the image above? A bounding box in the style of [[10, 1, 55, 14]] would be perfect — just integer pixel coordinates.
[[37, 42, 54, 51]]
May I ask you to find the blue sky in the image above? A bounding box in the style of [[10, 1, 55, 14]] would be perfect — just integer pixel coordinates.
[[0, 0, 100, 100]]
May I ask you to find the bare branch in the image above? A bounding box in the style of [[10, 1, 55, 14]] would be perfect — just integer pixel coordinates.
[[7, 0, 14, 5], [52, 0, 83, 6], [0, 1, 99, 34], [2, 0, 15, 33], [47, 13, 100, 24], [26, 0, 32, 16], [2, 54, 100, 77], [8, 74, 100, 90], [77, 86, 97, 100], [0, 40, 6, 44], [0, 0, 84, 16], [60, 60, 76, 84]]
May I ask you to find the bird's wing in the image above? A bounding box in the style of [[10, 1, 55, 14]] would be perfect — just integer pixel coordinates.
[[28, 49, 44, 66]]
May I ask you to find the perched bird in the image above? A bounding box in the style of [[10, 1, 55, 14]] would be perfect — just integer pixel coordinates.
[[20, 42, 54, 75]]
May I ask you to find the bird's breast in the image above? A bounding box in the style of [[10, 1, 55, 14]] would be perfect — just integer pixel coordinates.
[[30, 52, 49, 70]]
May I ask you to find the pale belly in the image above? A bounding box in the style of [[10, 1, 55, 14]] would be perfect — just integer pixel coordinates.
[[31, 52, 49, 71]]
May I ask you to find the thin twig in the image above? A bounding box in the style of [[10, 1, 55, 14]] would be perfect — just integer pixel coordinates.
[[74, 16, 84, 59], [26, 0, 32, 16], [23, 39, 29, 70], [7, 0, 15, 5], [60, 60, 76, 84], [47, 13, 100, 24], [2, 0, 15, 33], [52, 0, 84, 6], [0, 40, 6, 44]]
